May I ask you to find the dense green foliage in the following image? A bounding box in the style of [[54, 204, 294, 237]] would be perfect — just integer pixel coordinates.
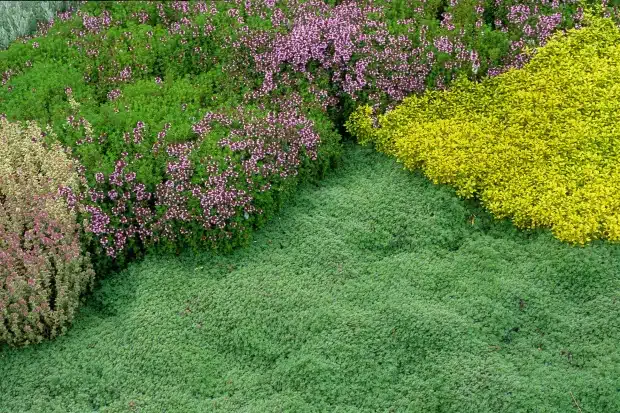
[[0, 2, 618, 408], [0, 1, 344, 278], [0, 145, 618, 412], [1, 0, 615, 282]]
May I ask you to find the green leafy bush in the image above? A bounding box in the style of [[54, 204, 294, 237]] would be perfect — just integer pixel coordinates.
[[0, 2, 343, 273]]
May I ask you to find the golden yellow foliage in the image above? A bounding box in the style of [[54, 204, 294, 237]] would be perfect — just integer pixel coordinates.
[[346, 16, 620, 245]]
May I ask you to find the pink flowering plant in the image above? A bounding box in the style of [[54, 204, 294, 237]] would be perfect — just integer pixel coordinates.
[[77, 99, 337, 262], [227, 0, 607, 119], [49, 68, 339, 267]]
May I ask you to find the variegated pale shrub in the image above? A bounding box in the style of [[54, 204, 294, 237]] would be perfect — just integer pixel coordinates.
[[0, 117, 94, 346], [346, 15, 620, 245]]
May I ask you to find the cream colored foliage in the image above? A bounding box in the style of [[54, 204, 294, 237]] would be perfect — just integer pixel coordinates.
[[0, 117, 80, 224]]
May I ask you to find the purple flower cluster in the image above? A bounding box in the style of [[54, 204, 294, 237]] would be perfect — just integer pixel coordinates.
[[1, 69, 15, 86], [117, 66, 132, 82], [230, 1, 464, 109], [486, 0, 581, 75], [107, 89, 122, 101], [56, 10, 73, 22], [132, 121, 146, 144], [130, 10, 150, 25], [508, 4, 533, 25], [80, 9, 112, 34], [227, 0, 595, 112]]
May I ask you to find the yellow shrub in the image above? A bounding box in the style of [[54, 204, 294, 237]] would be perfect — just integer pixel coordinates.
[[346, 16, 620, 245]]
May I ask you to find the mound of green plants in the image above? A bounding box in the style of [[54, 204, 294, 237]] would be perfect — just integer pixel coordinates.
[[348, 14, 620, 245], [1, 0, 617, 346], [0, 1, 344, 270]]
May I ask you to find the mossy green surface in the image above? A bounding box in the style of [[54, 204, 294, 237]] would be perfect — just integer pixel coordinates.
[[1, 144, 618, 412]]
